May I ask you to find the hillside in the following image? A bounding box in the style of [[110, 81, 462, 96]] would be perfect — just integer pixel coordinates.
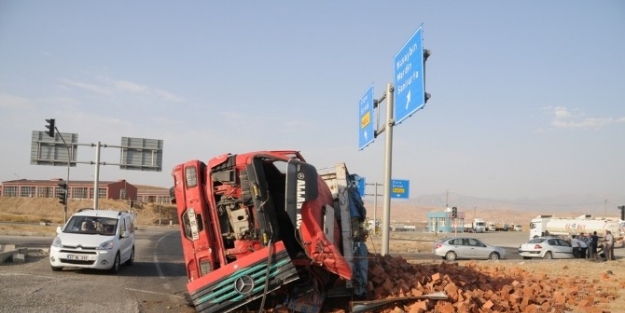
[[361, 199, 590, 226], [0, 196, 597, 228], [0, 197, 177, 226]]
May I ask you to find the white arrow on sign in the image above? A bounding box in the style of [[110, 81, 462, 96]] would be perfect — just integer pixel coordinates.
[[406, 90, 411, 109]]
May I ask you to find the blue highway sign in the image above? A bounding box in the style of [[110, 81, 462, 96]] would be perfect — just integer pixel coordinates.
[[390, 179, 409, 199], [394, 25, 425, 125], [358, 84, 375, 150]]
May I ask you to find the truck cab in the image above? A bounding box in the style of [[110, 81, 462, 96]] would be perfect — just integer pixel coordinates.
[[171, 151, 367, 313], [473, 219, 486, 233]]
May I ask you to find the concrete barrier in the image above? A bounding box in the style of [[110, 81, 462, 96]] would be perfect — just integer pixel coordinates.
[[0, 244, 17, 263]]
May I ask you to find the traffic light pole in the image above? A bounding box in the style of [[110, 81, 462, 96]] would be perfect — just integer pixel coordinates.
[[54, 126, 72, 223]]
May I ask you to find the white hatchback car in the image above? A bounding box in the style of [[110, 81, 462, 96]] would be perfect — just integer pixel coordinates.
[[49, 209, 135, 273]]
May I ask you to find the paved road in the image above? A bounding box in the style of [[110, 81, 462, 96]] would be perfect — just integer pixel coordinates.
[[0, 227, 193, 313], [1, 228, 622, 313]]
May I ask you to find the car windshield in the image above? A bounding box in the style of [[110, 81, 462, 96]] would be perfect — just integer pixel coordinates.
[[64, 216, 118, 235]]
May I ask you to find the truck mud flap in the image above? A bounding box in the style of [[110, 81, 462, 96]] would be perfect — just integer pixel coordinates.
[[187, 241, 299, 313]]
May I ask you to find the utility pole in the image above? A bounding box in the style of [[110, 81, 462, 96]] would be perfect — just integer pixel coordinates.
[[365, 182, 383, 236]]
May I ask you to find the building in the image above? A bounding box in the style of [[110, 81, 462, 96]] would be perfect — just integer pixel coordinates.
[[1, 179, 172, 205], [427, 209, 466, 233], [134, 185, 172, 204]]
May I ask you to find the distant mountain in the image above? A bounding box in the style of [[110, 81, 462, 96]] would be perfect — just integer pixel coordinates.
[[363, 192, 625, 224]]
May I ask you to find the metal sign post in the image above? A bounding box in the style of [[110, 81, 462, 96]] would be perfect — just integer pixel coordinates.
[[356, 24, 430, 256], [32, 120, 164, 213]]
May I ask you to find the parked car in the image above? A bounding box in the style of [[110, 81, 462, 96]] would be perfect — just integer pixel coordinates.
[[49, 209, 136, 273], [432, 237, 506, 261], [518, 237, 573, 259]]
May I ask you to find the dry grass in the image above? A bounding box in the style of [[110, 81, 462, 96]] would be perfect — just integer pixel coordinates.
[[0, 197, 176, 226]]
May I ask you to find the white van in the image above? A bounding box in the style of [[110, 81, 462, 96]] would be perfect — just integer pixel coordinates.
[[49, 209, 135, 273]]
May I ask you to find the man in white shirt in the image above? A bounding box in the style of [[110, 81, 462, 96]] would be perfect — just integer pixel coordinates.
[[570, 235, 581, 258], [604, 230, 615, 261], [578, 234, 588, 258]]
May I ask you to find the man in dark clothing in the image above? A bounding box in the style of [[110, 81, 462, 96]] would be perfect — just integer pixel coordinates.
[[589, 231, 599, 261]]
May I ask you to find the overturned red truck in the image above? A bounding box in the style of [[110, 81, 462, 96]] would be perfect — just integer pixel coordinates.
[[171, 150, 369, 312]]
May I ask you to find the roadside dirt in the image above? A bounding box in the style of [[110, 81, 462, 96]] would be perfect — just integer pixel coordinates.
[[2, 198, 624, 312]]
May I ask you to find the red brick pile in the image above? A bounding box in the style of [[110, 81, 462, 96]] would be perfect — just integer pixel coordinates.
[[358, 254, 620, 313]]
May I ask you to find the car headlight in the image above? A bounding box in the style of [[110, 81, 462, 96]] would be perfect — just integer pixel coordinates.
[[97, 240, 115, 250], [51, 237, 62, 248]]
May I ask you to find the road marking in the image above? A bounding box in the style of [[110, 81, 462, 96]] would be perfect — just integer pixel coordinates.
[[153, 231, 178, 290], [125, 287, 185, 299]]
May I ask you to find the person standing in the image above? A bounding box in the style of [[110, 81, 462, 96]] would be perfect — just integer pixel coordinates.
[[604, 230, 614, 261], [571, 235, 580, 258], [578, 234, 588, 259], [589, 231, 599, 261]]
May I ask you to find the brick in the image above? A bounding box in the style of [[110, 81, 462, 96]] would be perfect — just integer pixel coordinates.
[[407, 300, 428, 313], [436, 301, 454, 313], [431, 272, 441, 282]]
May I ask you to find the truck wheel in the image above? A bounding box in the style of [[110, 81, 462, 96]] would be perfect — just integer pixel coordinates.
[[445, 251, 457, 261], [543, 251, 553, 260]]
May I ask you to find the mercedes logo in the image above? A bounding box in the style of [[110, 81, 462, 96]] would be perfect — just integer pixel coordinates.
[[234, 275, 255, 295]]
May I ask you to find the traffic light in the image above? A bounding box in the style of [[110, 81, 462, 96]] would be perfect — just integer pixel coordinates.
[[45, 118, 55, 137], [452, 207, 458, 218], [57, 182, 67, 206]]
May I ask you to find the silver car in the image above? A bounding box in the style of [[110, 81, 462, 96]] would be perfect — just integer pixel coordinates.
[[432, 237, 506, 261], [518, 237, 573, 259]]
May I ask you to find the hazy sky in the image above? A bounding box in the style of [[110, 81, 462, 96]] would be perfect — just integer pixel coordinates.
[[1, 1, 624, 204]]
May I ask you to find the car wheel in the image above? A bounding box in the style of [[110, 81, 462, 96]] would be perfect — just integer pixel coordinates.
[[51, 266, 62, 272], [445, 251, 457, 261], [522, 257, 531, 260], [110, 253, 120, 274], [543, 251, 553, 259], [488, 252, 500, 260], [127, 247, 135, 266]]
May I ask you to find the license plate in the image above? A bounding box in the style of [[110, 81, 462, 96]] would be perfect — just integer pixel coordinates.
[[67, 254, 90, 261]]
